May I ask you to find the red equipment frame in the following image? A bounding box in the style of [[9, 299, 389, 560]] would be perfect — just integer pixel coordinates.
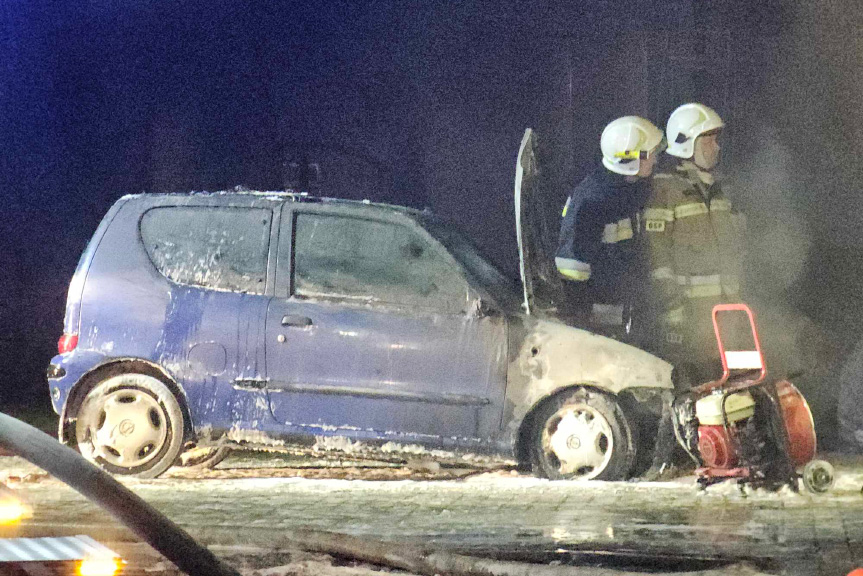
[[694, 303, 766, 396], [691, 303, 816, 488]]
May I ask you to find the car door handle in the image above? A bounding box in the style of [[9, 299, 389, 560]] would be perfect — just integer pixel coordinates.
[[281, 315, 313, 327]]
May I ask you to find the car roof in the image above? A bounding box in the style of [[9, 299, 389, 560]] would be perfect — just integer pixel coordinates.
[[119, 190, 430, 218], [116, 189, 522, 312]]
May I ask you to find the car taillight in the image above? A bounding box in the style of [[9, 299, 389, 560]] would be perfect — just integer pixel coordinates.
[[58, 333, 78, 354]]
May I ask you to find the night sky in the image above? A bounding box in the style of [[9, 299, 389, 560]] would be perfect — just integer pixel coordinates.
[[2, 1, 862, 433]]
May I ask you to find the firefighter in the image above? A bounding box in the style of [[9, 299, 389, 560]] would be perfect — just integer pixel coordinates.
[[645, 103, 746, 384], [556, 116, 664, 342]]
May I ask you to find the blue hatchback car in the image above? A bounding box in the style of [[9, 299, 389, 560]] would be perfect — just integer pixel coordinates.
[[47, 189, 673, 480]]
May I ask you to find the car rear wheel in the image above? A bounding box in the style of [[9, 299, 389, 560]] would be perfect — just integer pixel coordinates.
[[530, 388, 637, 481], [178, 446, 231, 469], [75, 373, 185, 479]]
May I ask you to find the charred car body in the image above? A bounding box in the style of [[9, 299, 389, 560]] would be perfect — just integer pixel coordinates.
[[47, 162, 673, 480]]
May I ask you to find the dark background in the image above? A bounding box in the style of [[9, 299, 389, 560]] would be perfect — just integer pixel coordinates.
[[2, 1, 862, 441]]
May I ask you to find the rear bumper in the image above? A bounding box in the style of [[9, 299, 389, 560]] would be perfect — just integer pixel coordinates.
[[47, 355, 76, 415], [46, 351, 107, 416], [46, 363, 66, 380]]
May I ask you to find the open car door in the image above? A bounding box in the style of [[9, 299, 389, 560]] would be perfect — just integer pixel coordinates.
[[514, 128, 567, 317]]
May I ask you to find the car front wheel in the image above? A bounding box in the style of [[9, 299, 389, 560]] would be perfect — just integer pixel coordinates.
[[530, 388, 637, 481], [75, 373, 185, 479]]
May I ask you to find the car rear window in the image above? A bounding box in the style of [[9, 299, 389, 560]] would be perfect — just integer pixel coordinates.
[[140, 206, 271, 294], [293, 213, 468, 313]]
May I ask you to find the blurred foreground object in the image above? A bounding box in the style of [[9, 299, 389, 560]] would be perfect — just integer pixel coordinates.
[[0, 535, 121, 575], [1, 480, 121, 575], [0, 482, 28, 527]]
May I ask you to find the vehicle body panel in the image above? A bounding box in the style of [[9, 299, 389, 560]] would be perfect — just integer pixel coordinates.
[[50, 191, 673, 463], [62, 198, 129, 338], [265, 203, 508, 441], [51, 194, 281, 434], [503, 316, 672, 434]]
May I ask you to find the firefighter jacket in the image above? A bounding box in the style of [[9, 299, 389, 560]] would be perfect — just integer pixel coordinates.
[[556, 166, 651, 328], [646, 161, 746, 355]]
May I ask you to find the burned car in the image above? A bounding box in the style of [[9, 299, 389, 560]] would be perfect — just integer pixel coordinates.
[[47, 171, 672, 481]]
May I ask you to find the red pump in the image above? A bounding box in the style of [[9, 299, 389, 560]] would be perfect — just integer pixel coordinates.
[[672, 303, 833, 493]]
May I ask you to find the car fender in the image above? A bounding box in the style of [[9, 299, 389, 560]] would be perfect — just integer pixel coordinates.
[[502, 315, 673, 445], [57, 356, 191, 444]]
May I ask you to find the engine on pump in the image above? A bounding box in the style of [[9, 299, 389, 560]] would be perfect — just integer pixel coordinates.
[[695, 388, 784, 471], [696, 390, 755, 469], [672, 378, 830, 492]]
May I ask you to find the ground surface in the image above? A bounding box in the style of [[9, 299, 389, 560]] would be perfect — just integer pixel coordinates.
[[2, 451, 862, 575]]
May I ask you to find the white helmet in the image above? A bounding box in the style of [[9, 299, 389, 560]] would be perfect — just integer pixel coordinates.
[[600, 116, 664, 176], [665, 103, 724, 159]]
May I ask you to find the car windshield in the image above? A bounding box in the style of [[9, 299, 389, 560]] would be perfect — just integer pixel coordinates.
[[420, 216, 523, 313]]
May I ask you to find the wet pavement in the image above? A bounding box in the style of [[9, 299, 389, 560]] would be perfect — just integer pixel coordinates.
[[3, 452, 863, 575]]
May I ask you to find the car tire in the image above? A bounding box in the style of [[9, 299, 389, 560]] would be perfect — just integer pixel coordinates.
[[530, 387, 637, 481], [177, 446, 231, 469], [75, 373, 185, 479]]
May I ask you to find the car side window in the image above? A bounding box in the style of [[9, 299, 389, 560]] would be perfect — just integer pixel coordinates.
[[293, 213, 469, 313], [140, 206, 271, 294]]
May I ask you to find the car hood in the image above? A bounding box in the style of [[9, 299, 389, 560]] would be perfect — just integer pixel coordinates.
[[507, 316, 673, 414]]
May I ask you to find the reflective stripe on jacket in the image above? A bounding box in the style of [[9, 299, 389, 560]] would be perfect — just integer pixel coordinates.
[[555, 256, 591, 281]]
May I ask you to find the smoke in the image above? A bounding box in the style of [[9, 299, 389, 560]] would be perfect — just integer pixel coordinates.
[[729, 108, 840, 444], [776, 0, 863, 447], [780, 2, 863, 252], [729, 127, 811, 295]]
